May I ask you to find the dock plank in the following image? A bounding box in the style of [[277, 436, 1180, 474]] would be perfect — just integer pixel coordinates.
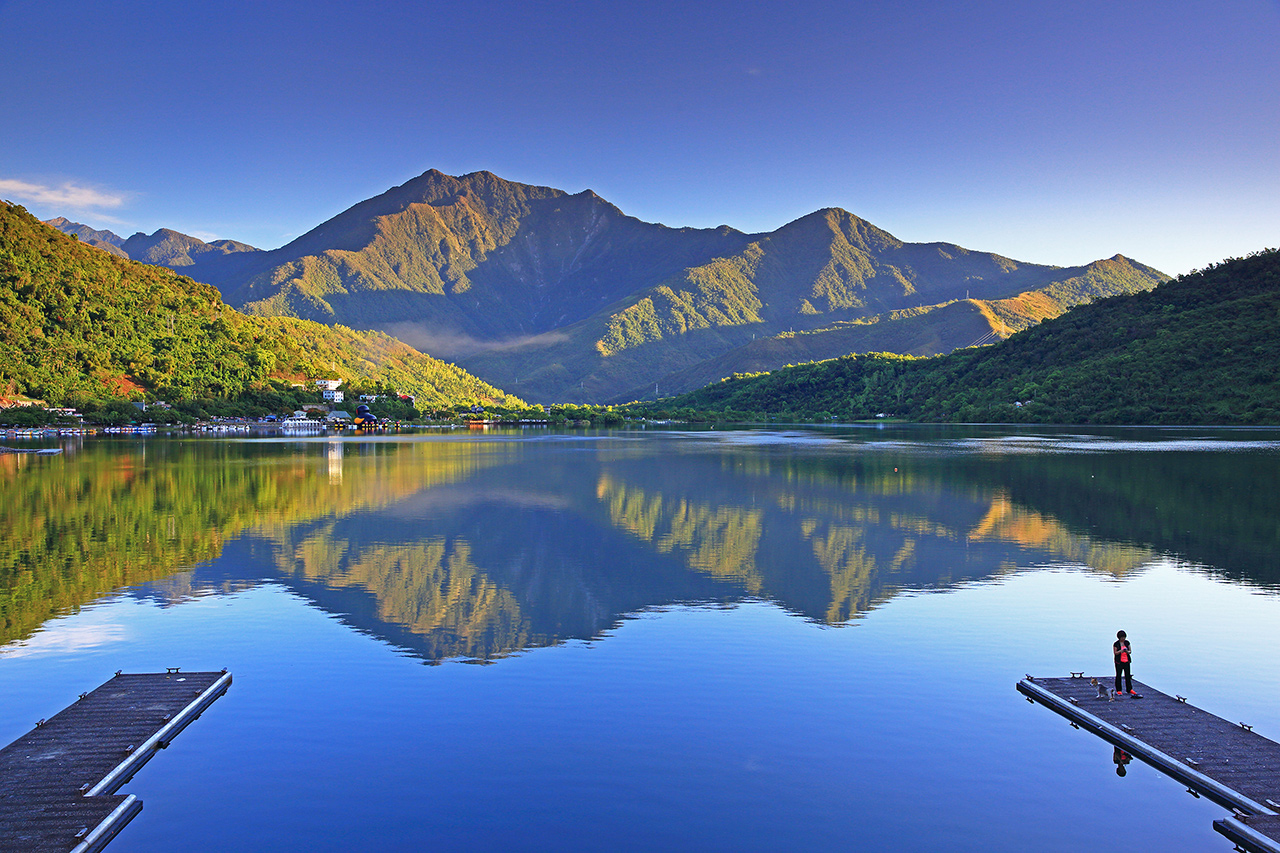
[[0, 670, 231, 853], [1018, 675, 1280, 852]]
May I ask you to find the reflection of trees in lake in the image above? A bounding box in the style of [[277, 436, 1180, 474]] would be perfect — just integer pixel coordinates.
[[597, 473, 765, 590], [949, 450, 1280, 586], [0, 439, 507, 644], [5, 434, 1277, 660], [594, 454, 1156, 627], [276, 531, 533, 661]]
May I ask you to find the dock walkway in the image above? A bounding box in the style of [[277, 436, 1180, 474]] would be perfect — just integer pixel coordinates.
[[1018, 675, 1280, 852], [0, 670, 231, 853]]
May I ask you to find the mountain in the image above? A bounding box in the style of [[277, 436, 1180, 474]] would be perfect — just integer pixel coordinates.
[[463, 216, 1166, 401], [48, 171, 1166, 402], [178, 170, 1165, 401], [216, 169, 750, 338], [4, 203, 520, 407], [43, 216, 262, 272], [42, 216, 128, 257], [654, 248, 1280, 425], [119, 227, 259, 267]]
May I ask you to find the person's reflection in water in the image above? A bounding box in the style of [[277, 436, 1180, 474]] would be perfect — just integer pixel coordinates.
[[1113, 746, 1132, 777]]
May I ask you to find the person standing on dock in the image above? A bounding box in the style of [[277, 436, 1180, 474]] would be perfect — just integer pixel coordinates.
[[1113, 630, 1134, 696]]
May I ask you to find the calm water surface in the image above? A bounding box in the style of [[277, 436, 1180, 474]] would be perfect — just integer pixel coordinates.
[[2, 426, 1279, 851]]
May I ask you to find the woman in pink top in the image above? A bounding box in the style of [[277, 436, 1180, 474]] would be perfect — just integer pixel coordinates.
[[1113, 630, 1134, 695]]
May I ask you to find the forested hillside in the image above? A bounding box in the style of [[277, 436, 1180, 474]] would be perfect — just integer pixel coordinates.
[[653, 249, 1280, 425], [0, 203, 521, 407]]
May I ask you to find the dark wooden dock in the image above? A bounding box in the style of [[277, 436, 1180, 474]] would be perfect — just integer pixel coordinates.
[[1018, 675, 1280, 852], [0, 670, 231, 853]]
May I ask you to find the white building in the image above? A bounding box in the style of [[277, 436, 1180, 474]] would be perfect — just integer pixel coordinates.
[[315, 378, 343, 404]]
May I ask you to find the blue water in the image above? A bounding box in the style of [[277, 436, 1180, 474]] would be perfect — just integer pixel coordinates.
[[2, 427, 1279, 851]]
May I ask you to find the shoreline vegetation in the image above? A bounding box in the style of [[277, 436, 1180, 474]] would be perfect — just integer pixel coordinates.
[[0, 401, 627, 430]]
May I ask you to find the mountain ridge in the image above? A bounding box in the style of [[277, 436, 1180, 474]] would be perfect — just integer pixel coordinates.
[[44, 171, 1169, 401], [44, 217, 262, 268]]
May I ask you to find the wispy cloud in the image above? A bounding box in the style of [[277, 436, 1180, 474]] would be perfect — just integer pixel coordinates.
[[0, 178, 127, 210], [383, 322, 569, 358], [0, 617, 130, 659]]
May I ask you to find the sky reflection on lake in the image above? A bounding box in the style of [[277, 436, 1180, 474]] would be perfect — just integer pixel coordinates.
[[2, 427, 1278, 851]]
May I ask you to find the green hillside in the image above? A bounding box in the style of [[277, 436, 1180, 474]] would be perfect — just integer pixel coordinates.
[[0, 202, 521, 407], [653, 249, 1280, 425]]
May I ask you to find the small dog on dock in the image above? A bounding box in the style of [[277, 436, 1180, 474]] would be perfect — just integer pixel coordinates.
[[1091, 678, 1114, 701]]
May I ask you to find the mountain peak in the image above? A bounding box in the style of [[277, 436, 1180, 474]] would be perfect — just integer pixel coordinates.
[[770, 207, 902, 253], [271, 169, 573, 259]]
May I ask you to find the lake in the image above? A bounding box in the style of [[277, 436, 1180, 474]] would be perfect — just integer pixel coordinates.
[[2, 426, 1279, 851]]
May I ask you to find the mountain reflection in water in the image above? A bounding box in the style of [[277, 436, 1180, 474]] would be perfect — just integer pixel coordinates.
[[3, 429, 1277, 661]]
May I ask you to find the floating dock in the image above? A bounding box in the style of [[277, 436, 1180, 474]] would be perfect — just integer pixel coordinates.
[[0, 670, 231, 853], [1018, 675, 1280, 852]]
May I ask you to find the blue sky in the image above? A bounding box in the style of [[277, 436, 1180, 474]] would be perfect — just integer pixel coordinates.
[[1, 0, 1276, 275]]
